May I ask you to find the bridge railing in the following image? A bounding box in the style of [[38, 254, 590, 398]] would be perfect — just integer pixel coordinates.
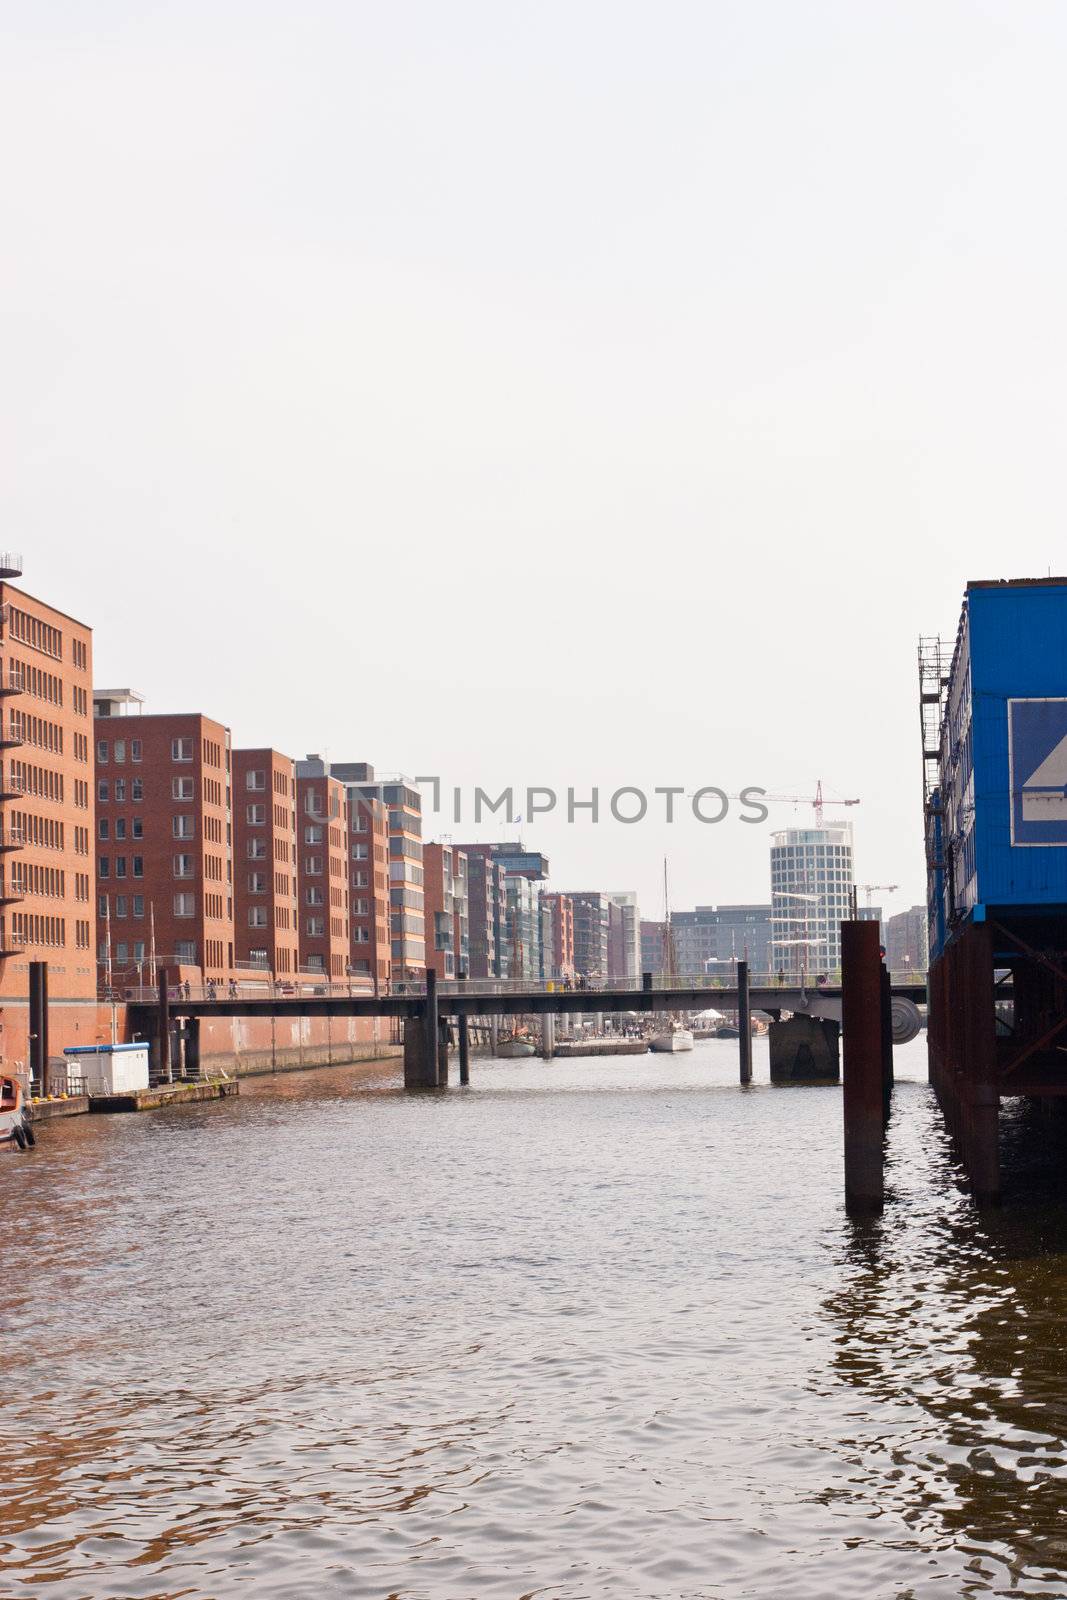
[[118, 970, 928, 1005]]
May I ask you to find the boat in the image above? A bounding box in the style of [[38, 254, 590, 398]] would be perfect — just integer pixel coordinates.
[[0, 1075, 35, 1151], [649, 1027, 694, 1053], [497, 1037, 537, 1058], [713, 1024, 740, 1039]]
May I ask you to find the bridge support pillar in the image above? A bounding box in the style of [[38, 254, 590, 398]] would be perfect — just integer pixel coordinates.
[[404, 970, 442, 1090], [737, 960, 752, 1084], [438, 1018, 449, 1086], [458, 1014, 470, 1085], [769, 1014, 839, 1084], [842, 920, 884, 1214], [542, 1012, 555, 1060]]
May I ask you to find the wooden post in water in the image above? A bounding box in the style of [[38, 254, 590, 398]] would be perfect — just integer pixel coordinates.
[[157, 967, 172, 1085], [841, 920, 884, 1214], [737, 960, 752, 1085], [542, 1011, 555, 1060], [457, 967, 470, 1085], [437, 1017, 449, 1086]]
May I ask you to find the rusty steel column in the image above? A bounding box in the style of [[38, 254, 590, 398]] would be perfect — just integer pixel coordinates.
[[842, 920, 884, 1214], [157, 967, 172, 1085], [963, 922, 1000, 1205], [737, 960, 752, 1084], [880, 964, 894, 1125]]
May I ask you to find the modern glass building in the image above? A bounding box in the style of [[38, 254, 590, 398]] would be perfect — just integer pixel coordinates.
[[770, 823, 855, 979]]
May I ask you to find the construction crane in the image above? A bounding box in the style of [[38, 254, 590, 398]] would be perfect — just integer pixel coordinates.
[[722, 779, 860, 828], [858, 883, 898, 907]]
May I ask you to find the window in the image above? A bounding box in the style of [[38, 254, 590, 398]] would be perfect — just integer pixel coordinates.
[[115, 856, 127, 879], [304, 824, 323, 844], [173, 815, 194, 839], [306, 887, 324, 906], [247, 839, 267, 860], [96, 740, 108, 763], [246, 769, 266, 791], [97, 780, 109, 803], [98, 857, 109, 879], [98, 893, 108, 917], [305, 855, 322, 875], [175, 940, 196, 963], [131, 739, 142, 762], [114, 778, 126, 803], [248, 871, 267, 893], [248, 906, 268, 928], [114, 740, 126, 764], [132, 855, 143, 878], [131, 777, 143, 801], [354, 927, 369, 943], [115, 942, 127, 962], [353, 871, 368, 888], [307, 916, 325, 936], [172, 738, 193, 762], [355, 899, 369, 915], [132, 895, 144, 917], [115, 895, 127, 918], [247, 804, 266, 825], [115, 819, 127, 841], [352, 844, 368, 861], [131, 818, 143, 839], [173, 854, 195, 878], [173, 777, 195, 800], [98, 819, 109, 840], [174, 892, 195, 918]]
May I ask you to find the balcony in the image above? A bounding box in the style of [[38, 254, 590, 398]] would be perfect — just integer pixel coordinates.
[[0, 723, 24, 750], [0, 826, 24, 852], [0, 669, 25, 698], [0, 772, 27, 802], [0, 877, 24, 906], [0, 553, 22, 581]]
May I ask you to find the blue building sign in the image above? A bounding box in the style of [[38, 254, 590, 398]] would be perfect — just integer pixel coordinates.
[[1009, 698, 1067, 846]]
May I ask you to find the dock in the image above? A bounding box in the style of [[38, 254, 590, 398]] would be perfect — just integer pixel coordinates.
[[89, 1079, 239, 1114]]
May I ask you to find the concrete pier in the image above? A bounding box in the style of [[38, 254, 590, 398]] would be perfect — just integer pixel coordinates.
[[842, 920, 885, 1214]]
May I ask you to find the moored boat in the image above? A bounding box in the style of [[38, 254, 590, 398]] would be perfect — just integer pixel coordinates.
[[496, 1037, 537, 1058], [0, 1075, 35, 1151], [649, 1027, 694, 1053]]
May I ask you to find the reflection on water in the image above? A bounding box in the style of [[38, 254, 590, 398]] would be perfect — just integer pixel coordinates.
[[4, 1041, 1067, 1598]]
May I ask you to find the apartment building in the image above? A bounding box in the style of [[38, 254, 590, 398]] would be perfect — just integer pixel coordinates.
[[542, 892, 575, 981], [94, 693, 233, 982], [329, 763, 425, 976], [233, 748, 299, 978], [454, 844, 506, 978], [0, 560, 96, 1062], [295, 763, 349, 979], [423, 842, 468, 980], [348, 791, 390, 988]]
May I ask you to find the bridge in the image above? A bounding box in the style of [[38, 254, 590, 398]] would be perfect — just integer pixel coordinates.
[[129, 966, 929, 1092]]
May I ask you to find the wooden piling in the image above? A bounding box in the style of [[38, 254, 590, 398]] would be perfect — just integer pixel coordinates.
[[737, 960, 752, 1084], [841, 920, 884, 1214], [157, 967, 172, 1085], [458, 1013, 470, 1085]]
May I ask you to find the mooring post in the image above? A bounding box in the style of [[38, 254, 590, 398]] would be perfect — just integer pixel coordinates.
[[157, 966, 172, 1085], [489, 1016, 499, 1056], [404, 969, 440, 1089], [29, 960, 48, 1096], [841, 920, 884, 1214], [737, 960, 752, 1084], [542, 1011, 555, 1060], [437, 1017, 449, 1086], [457, 967, 470, 1085], [880, 963, 894, 1125], [185, 1016, 201, 1082]]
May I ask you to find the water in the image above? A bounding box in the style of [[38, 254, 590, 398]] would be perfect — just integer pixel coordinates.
[[5, 1039, 1067, 1599]]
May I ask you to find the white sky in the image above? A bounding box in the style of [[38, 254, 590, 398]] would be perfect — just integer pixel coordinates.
[[2, 1, 1064, 922]]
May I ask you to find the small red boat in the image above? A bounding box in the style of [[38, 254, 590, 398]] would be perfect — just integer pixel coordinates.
[[0, 1075, 35, 1151]]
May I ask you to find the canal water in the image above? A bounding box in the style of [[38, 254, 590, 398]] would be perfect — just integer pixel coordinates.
[[4, 1039, 1067, 1599]]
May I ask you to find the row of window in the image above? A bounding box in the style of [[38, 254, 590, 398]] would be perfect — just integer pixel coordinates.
[[98, 778, 144, 803], [9, 608, 62, 661], [97, 738, 143, 764]]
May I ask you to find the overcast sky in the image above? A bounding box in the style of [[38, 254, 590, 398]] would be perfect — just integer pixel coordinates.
[[2, 2, 1064, 921]]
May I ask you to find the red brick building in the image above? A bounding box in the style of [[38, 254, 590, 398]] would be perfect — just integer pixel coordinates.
[[423, 842, 468, 980], [233, 748, 299, 979], [93, 694, 234, 984], [0, 561, 96, 1065], [295, 764, 349, 979], [542, 891, 575, 981], [348, 791, 390, 988]]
